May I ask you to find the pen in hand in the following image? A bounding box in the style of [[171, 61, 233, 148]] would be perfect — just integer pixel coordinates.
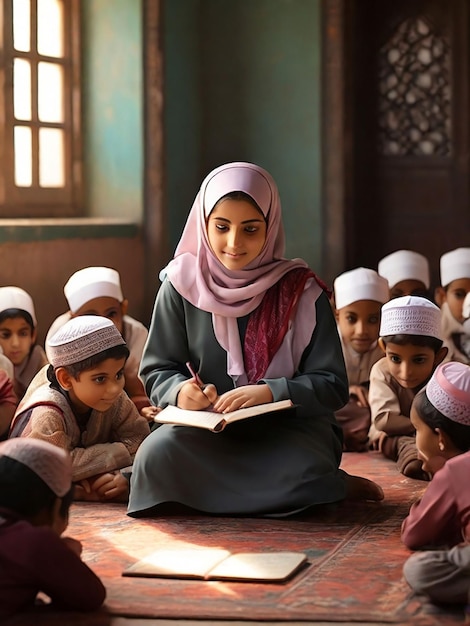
[[185, 361, 204, 387], [184, 361, 219, 410]]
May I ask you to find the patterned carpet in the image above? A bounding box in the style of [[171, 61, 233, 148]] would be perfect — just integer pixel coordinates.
[[7, 452, 469, 625]]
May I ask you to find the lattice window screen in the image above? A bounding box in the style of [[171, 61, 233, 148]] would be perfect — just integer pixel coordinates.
[[378, 17, 451, 156]]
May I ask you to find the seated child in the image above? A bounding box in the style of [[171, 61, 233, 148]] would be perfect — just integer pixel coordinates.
[[368, 296, 447, 479], [438, 247, 470, 363], [401, 362, 470, 608], [10, 315, 150, 502], [333, 267, 390, 451], [0, 355, 17, 440], [0, 437, 105, 619], [0, 287, 48, 400], [378, 249, 430, 300], [46, 266, 158, 420]]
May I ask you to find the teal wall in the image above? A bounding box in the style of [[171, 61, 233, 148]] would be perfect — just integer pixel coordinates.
[[164, 0, 323, 270], [81, 0, 143, 220], [163, 0, 202, 256]]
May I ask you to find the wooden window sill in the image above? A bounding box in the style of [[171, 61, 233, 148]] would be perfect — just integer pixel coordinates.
[[0, 218, 139, 242]]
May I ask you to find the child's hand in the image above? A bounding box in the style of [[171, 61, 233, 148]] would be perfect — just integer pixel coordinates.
[[349, 385, 369, 408], [61, 536, 83, 557], [213, 384, 273, 414], [140, 405, 162, 421], [90, 471, 129, 502], [74, 479, 101, 501], [177, 381, 218, 410]]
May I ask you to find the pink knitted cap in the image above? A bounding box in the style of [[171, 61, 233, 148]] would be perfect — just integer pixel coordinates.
[[426, 362, 470, 425], [0, 438, 72, 496]]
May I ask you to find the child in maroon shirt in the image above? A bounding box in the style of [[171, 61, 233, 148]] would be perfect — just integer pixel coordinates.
[[402, 362, 470, 608], [0, 438, 105, 619]]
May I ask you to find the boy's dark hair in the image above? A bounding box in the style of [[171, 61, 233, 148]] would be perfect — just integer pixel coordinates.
[[47, 344, 129, 383], [381, 333, 443, 353], [414, 388, 470, 452], [0, 455, 74, 519], [0, 309, 35, 331]]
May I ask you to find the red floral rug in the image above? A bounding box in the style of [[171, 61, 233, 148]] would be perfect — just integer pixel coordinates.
[[7, 452, 468, 625]]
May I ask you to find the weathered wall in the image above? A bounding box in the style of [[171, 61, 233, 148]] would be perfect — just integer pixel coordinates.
[[0, 230, 145, 346]]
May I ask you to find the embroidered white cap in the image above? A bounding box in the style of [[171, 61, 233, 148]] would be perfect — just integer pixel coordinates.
[[380, 295, 442, 339], [334, 267, 390, 310], [426, 361, 470, 425], [378, 250, 430, 289], [64, 267, 124, 313], [440, 248, 470, 287], [47, 315, 125, 368], [0, 286, 37, 326], [0, 437, 72, 497]]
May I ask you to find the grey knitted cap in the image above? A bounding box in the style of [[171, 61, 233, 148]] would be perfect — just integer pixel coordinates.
[[47, 315, 125, 368], [0, 438, 72, 497]]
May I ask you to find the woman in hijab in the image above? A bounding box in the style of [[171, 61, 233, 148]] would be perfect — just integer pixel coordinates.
[[128, 162, 383, 517]]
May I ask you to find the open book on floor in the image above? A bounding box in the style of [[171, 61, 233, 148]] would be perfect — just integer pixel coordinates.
[[154, 399, 294, 432], [122, 548, 308, 582]]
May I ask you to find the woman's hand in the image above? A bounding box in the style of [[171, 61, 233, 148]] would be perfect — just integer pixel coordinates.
[[212, 384, 273, 413], [177, 381, 218, 410]]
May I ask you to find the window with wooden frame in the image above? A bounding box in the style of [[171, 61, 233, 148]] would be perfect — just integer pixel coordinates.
[[0, 0, 81, 217]]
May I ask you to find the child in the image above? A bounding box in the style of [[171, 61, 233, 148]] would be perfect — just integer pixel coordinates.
[[10, 315, 150, 502], [0, 354, 17, 440], [127, 161, 383, 518], [378, 249, 430, 300], [333, 267, 389, 451], [401, 362, 470, 608], [368, 295, 447, 479], [438, 247, 470, 364], [0, 437, 105, 619], [0, 286, 48, 400], [45, 266, 158, 420]]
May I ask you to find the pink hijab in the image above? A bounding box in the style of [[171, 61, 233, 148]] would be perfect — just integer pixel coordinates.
[[166, 162, 314, 378]]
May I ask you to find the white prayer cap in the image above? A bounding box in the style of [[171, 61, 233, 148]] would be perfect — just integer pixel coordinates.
[[64, 267, 124, 313], [378, 250, 430, 289], [440, 248, 470, 287], [334, 267, 389, 310], [380, 295, 442, 339], [426, 362, 470, 425], [0, 286, 37, 326], [47, 315, 125, 368], [0, 438, 72, 497]]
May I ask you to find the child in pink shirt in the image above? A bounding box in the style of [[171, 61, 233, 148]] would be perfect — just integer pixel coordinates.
[[401, 361, 470, 608]]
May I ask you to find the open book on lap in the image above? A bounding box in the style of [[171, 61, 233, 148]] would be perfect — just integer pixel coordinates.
[[153, 399, 294, 432], [122, 548, 308, 582]]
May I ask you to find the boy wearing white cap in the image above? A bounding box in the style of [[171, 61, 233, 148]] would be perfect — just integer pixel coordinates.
[[378, 249, 430, 300], [401, 362, 470, 608], [333, 267, 390, 451], [369, 296, 447, 479], [438, 247, 470, 364], [10, 316, 150, 502], [0, 437, 106, 618], [0, 286, 48, 401], [46, 267, 158, 420]]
